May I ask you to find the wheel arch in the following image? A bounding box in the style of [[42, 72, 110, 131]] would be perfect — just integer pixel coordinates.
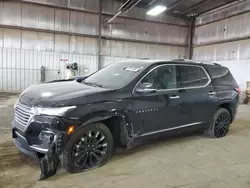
[[217, 100, 234, 122], [73, 112, 135, 149]]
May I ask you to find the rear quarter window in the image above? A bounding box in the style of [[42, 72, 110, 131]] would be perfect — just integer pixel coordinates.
[[204, 65, 239, 88], [177, 65, 210, 88]]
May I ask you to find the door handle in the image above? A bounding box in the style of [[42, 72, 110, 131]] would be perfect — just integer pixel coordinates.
[[169, 95, 180, 99], [208, 91, 216, 95]]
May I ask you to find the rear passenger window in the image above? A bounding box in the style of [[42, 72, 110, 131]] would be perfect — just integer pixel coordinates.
[[177, 65, 210, 88]]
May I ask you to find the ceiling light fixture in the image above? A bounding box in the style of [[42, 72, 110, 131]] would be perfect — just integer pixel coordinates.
[[147, 5, 167, 16]]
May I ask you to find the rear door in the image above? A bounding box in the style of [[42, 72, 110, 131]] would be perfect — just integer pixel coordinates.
[[176, 65, 217, 128]]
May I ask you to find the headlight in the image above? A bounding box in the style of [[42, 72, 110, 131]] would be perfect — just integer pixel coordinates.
[[33, 106, 76, 116]]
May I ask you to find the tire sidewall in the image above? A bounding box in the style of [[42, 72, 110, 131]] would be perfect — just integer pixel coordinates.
[[62, 123, 114, 173]]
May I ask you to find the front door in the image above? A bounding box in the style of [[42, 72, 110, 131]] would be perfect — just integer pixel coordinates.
[[129, 64, 181, 136], [176, 65, 217, 128]]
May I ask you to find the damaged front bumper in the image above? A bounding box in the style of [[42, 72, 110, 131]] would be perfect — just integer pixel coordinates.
[[12, 115, 71, 160], [13, 128, 41, 160]]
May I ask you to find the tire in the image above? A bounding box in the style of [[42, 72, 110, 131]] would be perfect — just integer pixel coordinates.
[[205, 108, 231, 138], [62, 122, 114, 173]]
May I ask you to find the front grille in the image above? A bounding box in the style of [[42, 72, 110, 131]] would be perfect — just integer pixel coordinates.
[[14, 103, 34, 131]]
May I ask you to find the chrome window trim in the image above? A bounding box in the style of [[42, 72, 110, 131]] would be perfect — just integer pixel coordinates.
[[140, 122, 203, 137], [132, 64, 211, 94]]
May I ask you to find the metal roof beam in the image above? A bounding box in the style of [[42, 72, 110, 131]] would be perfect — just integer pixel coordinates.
[[165, 0, 189, 12], [181, 0, 210, 14], [196, 0, 237, 16]]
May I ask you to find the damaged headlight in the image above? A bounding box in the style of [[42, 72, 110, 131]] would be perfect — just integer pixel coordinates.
[[33, 106, 76, 116]]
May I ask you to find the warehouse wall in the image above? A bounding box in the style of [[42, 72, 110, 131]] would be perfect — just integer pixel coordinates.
[[193, 0, 250, 101], [0, 0, 189, 91]]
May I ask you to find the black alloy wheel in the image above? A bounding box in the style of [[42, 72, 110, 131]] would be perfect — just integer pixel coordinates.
[[205, 108, 231, 138], [62, 123, 114, 173], [72, 131, 108, 169], [214, 112, 230, 137]]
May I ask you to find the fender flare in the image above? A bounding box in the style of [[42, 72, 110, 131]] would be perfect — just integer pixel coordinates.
[[71, 112, 135, 149], [217, 99, 234, 107]]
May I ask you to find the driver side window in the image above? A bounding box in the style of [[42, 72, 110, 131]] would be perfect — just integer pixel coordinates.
[[141, 65, 177, 90]]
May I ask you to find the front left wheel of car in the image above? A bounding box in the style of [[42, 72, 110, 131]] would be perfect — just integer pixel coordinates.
[[62, 122, 114, 173]]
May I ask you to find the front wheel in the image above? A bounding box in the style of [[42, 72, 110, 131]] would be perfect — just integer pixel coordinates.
[[205, 108, 231, 138], [62, 122, 114, 173]]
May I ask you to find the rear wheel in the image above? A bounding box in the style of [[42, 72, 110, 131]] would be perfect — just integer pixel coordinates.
[[205, 108, 231, 138], [62, 122, 114, 173]]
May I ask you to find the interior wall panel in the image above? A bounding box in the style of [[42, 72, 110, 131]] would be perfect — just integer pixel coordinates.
[[55, 9, 70, 32], [0, 48, 99, 90], [103, 16, 189, 45], [22, 4, 40, 28], [101, 39, 187, 60], [194, 12, 250, 46], [70, 36, 84, 54], [54, 34, 70, 53], [55, 0, 68, 7], [84, 14, 99, 35], [70, 11, 86, 33], [2, 2, 21, 26], [85, 0, 99, 11], [196, 0, 250, 26], [38, 32, 54, 51], [0, 1, 4, 24], [83, 38, 98, 55], [0, 1, 188, 46], [22, 31, 39, 50], [0, 0, 189, 91], [0, 28, 3, 48], [102, 0, 189, 26], [3, 29, 21, 49], [193, 40, 250, 61], [39, 6, 55, 30]]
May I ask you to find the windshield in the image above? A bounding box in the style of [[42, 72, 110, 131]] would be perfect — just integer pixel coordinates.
[[83, 63, 146, 89]]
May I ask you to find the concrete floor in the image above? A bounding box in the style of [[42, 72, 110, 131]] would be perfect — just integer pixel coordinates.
[[1, 93, 250, 188]]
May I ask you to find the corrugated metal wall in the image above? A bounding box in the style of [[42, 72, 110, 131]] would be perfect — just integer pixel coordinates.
[[0, 0, 189, 91], [193, 0, 250, 101]]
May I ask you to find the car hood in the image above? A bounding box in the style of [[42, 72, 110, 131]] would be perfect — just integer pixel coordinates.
[[19, 81, 114, 107]]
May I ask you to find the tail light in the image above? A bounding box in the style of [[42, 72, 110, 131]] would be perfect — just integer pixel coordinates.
[[235, 87, 241, 94]]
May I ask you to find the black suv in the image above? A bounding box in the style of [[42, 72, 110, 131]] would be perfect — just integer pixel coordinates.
[[12, 59, 240, 173]]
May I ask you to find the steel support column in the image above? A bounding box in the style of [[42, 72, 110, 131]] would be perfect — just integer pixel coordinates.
[[188, 17, 195, 59], [98, 0, 102, 70]]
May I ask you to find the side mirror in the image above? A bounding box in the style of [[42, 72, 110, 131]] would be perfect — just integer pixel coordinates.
[[135, 82, 157, 93], [75, 76, 87, 83]]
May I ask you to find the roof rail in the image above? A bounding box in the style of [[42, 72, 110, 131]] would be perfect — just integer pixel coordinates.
[[202, 61, 222, 66], [172, 59, 221, 66], [171, 58, 189, 61], [171, 59, 200, 63]]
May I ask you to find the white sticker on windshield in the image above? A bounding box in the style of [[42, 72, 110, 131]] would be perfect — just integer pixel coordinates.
[[124, 67, 140, 72]]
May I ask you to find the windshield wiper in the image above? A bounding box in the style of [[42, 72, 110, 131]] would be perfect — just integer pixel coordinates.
[[84, 82, 102, 88]]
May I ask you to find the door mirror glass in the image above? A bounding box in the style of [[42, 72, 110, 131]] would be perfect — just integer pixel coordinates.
[[136, 82, 156, 93]]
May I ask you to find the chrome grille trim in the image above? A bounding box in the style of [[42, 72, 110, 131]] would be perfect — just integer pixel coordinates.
[[14, 103, 34, 131]]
